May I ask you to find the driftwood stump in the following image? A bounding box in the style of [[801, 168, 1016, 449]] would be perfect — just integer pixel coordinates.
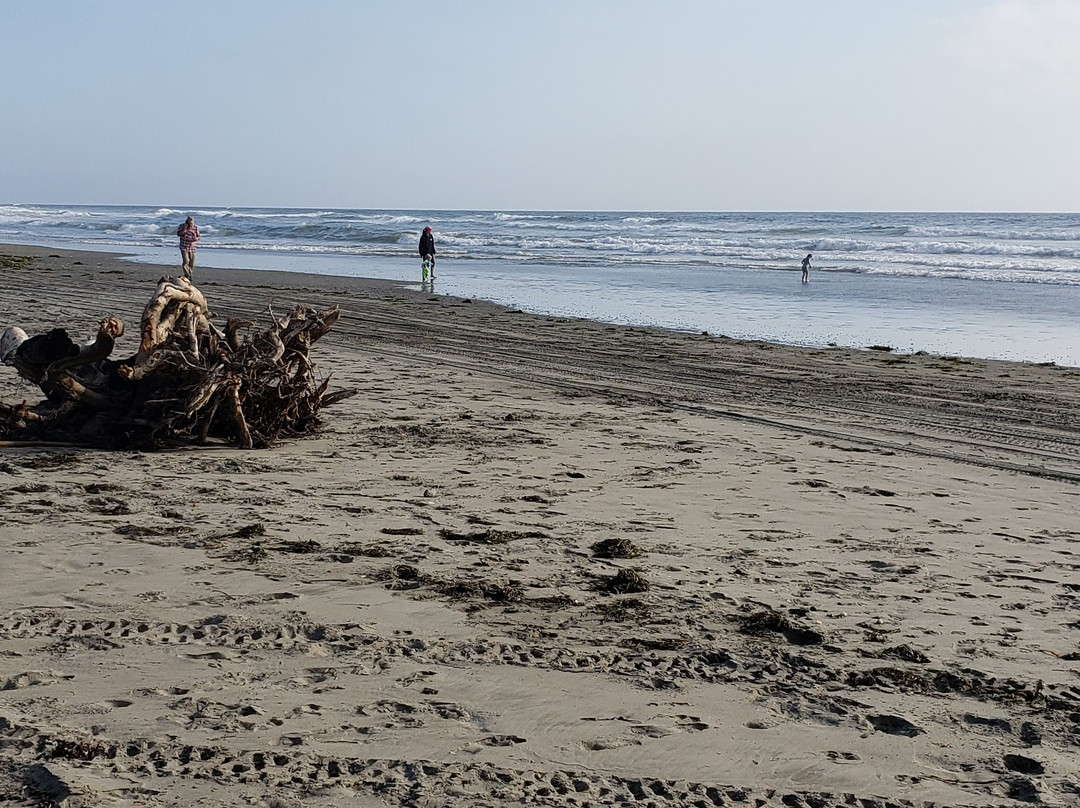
[[0, 275, 356, 449]]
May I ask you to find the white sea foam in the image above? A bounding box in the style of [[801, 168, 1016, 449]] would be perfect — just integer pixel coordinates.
[[5, 205, 1080, 289], [493, 212, 566, 222]]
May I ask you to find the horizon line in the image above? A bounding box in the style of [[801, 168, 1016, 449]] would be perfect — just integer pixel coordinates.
[[4, 202, 1079, 216]]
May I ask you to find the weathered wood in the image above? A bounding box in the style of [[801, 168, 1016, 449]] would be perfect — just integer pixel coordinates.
[[0, 277, 357, 449], [133, 275, 210, 365], [44, 317, 124, 379], [0, 327, 28, 364]]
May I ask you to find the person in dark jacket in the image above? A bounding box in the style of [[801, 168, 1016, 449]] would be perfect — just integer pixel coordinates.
[[419, 226, 436, 280]]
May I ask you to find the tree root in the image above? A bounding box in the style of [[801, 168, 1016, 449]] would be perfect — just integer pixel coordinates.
[[1, 275, 357, 449]]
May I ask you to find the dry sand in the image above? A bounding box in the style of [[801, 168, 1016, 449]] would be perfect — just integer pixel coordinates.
[[0, 244, 1078, 807]]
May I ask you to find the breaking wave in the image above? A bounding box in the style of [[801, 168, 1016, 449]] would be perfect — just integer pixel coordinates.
[[2, 205, 1079, 285]]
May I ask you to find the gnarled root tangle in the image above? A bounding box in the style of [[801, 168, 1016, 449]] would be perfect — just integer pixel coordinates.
[[0, 276, 357, 449]]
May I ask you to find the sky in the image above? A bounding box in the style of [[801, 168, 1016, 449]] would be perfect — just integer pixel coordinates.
[[2, 0, 1079, 211]]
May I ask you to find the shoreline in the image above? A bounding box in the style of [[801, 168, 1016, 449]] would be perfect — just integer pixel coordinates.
[[3, 243, 1079, 481], [6, 236, 1078, 368], [3, 240, 1078, 367], [1, 243, 1079, 806]]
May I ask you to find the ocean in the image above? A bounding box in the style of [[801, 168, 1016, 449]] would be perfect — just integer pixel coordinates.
[[2, 204, 1079, 366]]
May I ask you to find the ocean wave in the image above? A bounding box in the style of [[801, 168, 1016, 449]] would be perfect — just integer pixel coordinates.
[[6, 205, 1080, 288], [0, 206, 97, 221], [492, 212, 569, 222], [215, 209, 342, 220], [792, 236, 1080, 260], [858, 263, 1080, 286], [851, 225, 911, 236], [905, 224, 1080, 241], [621, 216, 666, 225]]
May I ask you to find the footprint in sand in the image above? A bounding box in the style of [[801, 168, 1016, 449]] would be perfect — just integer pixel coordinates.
[[182, 650, 238, 660], [1003, 754, 1044, 774], [630, 725, 674, 739], [582, 736, 642, 751], [963, 714, 1012, 733], [479, 734, 526, 747], [827, 751, 862, 763], [866, 714, 924, 737], [675, 714, 709, 731], [0, 670, 74, 689]]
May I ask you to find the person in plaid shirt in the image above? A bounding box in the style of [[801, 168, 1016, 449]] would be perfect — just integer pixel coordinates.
[[176, 216, 200, 278]]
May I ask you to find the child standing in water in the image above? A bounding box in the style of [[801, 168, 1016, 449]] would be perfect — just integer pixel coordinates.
[[801, 253, 812, 283]]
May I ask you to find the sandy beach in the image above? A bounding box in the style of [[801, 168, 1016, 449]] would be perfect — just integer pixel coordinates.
[[1, 244, 1078, 807]]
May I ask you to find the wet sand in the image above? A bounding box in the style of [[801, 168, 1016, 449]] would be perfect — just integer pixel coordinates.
[[1, 244, 1078, 807]]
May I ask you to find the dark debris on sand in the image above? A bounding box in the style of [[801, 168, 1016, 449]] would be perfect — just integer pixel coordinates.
[[596, 567, 651, 595], [737, 606, 824, 646], [439, 527, 548, 545], [373, 563, 524, 606], [592, 537, 646, 558]]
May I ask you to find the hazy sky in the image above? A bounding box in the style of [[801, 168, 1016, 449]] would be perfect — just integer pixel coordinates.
[[2, 1, 1078, 211]]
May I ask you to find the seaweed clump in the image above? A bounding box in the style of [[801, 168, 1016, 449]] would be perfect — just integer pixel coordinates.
[[596, 567, 650, 595], [592, 538, 645, 559], [737, 607, 824, 646]]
